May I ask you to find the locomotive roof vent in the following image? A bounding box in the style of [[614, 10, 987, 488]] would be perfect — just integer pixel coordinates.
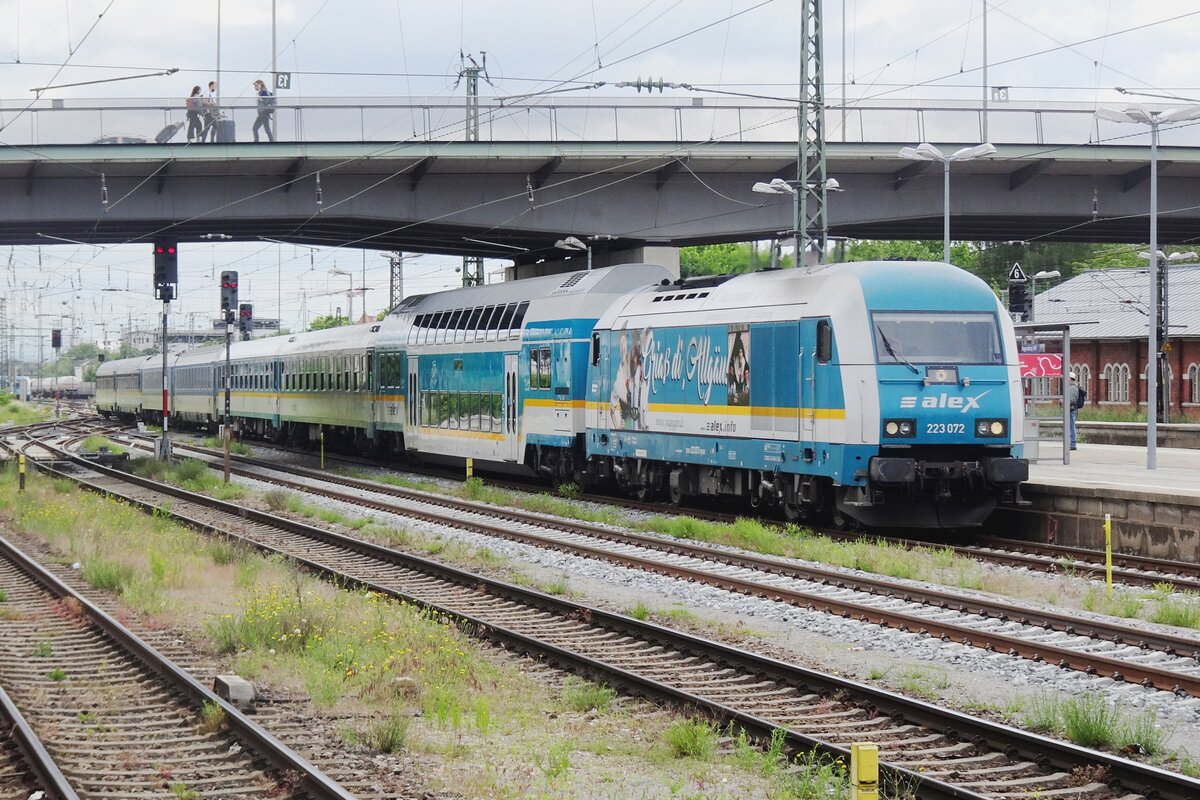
[[659, 273, 734, 291]]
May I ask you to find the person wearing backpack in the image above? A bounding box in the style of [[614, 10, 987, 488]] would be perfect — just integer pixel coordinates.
[[252, 79, 276, 142], [1068, 373, 1086, 450], [185, 85, 204, 142]]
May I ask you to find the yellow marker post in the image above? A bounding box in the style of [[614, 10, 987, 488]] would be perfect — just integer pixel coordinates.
[[18, 454, 26, 493], [466, 457, 473, 479], [850, 743, 879, 800], [1105, 513, 1113, 597]]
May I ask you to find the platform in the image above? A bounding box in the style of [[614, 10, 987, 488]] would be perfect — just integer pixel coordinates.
[[989, 443, 1200, 560], [1028, 443, 1200, 500]]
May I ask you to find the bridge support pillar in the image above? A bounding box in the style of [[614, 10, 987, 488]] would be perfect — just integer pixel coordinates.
[[507, 246, 679, 282]]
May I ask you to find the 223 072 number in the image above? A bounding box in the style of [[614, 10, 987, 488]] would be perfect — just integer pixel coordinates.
[[926, 422, 965, 434]]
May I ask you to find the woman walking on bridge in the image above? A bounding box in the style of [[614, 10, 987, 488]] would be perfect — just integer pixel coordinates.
[[252, 80, 276, 142], [185, 86, 204, 142]]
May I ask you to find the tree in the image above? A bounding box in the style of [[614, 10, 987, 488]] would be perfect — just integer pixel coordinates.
[[842, 239, 978, 268], [680, 243, 765, 277], [308, 314, 348, 331]]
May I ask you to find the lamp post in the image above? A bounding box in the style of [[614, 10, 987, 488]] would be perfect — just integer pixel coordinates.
[[1097, 105, 1200, 468], [555, 236, 591, 271], [1028, 270, 1060, 322], [329, 268, 353, 323], [897, 143, 997, 263], [751, 177, 842, 268]]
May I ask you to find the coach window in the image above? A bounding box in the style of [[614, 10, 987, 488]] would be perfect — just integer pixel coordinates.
[[816, 320, 833, 364], [463, 307, 483, 341], [495, 304, 516, 338], [510, 302, 529, 338], [480, 306, 500, 341]]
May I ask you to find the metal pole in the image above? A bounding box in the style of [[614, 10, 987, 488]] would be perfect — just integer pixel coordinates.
[[981, 0, 988, 142], [1147, 121, 1159, 470], [942, 159, 951, 263], [224, 311, 232, 483], [158, 301, 171, 460], [271, 0, 277, 80], [216, 0, 221, 107]]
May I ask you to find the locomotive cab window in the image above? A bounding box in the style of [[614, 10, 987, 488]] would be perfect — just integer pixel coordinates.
[[872, 312, 1003, 365], [591, 333, 600, 366]]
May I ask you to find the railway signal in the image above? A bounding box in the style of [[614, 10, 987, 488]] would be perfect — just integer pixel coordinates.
[[50, 328, 62, 349], [153, 240, 178, 301], [220, 271, 239, 316], [1007, 279, 1030, 321], [238, 303, 254, 340]]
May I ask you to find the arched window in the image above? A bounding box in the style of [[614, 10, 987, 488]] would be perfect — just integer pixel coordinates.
[[1073, 363, 1091, 406], [1189, 363, 1200, 404], [1104, 362, 1130, 403]]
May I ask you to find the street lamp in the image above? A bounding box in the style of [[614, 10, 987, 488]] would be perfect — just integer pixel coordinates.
[[897, 142, 997, 263], [555, 236, 591, 271], [751, 178, 842, 268], [1028, 270, 1060, 322], [1096, 105, 1200, 469], [329, 268, 353, 323]]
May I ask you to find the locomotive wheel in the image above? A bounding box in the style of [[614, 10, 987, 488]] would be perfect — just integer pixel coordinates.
[[668, 483, 684, 506], [831, 508, 853, 530], [782, 499, 803, 523], [633, 483, 654, 502]]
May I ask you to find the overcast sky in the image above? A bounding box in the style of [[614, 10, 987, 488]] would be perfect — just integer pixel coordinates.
[[4, 0, 1200, 357]]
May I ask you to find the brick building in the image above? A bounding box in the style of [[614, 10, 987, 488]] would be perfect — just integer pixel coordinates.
[[1032, 264, 1200, 420]]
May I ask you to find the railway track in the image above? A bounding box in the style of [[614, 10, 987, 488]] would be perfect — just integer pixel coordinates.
[[21, 436, 1200, 799], [0, 458, 356, 800], [172, 430, 1200, 594], [129, 436, 1200, 700]]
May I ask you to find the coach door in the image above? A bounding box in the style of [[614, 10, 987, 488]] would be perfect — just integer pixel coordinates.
[[407, 357, 420, 449], [502, 353, 520, 461], [799, 336, 816, 450]]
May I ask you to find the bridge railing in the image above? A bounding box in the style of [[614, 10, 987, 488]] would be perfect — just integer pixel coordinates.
[[0, 96, 1189, 148]]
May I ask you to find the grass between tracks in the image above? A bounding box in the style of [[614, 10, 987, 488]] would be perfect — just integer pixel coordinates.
[[79, 434, 126, 455], [0, 394, 50, 426], [0, 463, 892, 799]]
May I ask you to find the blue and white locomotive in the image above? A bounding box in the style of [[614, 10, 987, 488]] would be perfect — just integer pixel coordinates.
[[96, 260, 1027, 529]]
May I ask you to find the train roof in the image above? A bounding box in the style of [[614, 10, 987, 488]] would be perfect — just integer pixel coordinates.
[[595, 261, 999, 328], [377, 263, 672, 345]]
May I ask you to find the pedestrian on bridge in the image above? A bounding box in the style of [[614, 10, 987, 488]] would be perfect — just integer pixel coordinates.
[[185, 86, 204, 142], [252, 80, 275, 143], [202, 81, 219, 142]]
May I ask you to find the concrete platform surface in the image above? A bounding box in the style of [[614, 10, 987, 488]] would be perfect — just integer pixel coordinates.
[[1028, 443, 1200, 500]]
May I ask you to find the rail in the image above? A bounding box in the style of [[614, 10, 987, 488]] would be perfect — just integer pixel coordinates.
[[1, 96, 1194, 148]]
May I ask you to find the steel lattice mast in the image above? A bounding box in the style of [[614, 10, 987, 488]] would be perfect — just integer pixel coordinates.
[[798, 0, 827, 263]]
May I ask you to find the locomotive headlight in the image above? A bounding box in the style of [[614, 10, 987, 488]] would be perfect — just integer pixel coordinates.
[[975, 418, 1007, 438], [883, 418, 916, 438]]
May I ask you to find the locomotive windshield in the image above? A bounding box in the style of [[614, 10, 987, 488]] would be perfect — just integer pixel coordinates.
[[872, 312, 1003, 365]]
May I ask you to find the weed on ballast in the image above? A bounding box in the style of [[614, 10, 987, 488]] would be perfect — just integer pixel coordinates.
[[563, 679, 615, 713], [360, 711, 411, 753], [1151, 595, 1200, 629], [197, 701, 226, 734], [1022, 691, 1172, 755], [79, 434, 126, 455], [663, 717, 718, 759]]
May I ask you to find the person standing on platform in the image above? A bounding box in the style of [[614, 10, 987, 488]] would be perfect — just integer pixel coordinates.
[[185, 85, 204, 142], [1068, 373, 1085, 450], [252, 79, 276, 142]]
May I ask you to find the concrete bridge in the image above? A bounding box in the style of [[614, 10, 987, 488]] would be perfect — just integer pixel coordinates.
[[0, 96, 1196, 264]]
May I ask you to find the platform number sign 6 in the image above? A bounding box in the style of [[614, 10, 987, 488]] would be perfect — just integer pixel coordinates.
[[274, 72, 291, 91]]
